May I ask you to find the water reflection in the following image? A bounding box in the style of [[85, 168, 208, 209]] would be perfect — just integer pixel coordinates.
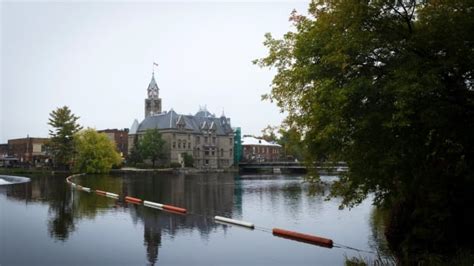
[[1, 173, 77, 240], [1, 173, 240, 265], [112, 173, 238, 265], [0, 172, 384, 265]]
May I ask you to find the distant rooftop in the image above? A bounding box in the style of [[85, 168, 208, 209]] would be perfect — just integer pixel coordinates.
[[241, 136, 281, 147]]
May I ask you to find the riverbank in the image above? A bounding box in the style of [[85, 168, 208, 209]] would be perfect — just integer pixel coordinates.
[[112, 167, 238, 174], [0, 166, 239, 176], [0, 167, 67, 176]]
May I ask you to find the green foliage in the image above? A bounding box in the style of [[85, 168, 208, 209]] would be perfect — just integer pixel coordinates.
[[73, 129, 121, 174], [261, 125, 278, 142], [47, 106, 82, 169], [127, 135, 143, 165], [138, 129, 165, 167], [277, 126, 305, 161], [170, 162, 182, 168], [182, 153, 194, 167], [256, 0, 474, 260]]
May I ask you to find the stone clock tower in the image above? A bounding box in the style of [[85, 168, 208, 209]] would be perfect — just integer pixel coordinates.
[[145, 73, 162, 118]]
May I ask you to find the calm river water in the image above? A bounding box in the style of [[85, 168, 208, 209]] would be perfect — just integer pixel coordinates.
[[0, 172, 388, 265]]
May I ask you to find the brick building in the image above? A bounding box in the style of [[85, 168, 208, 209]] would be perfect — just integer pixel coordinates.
[[97, 129, 129, 157], [242, 136, 281, 162], [7, 137, 50, 165], [0, 144, 8, 158]]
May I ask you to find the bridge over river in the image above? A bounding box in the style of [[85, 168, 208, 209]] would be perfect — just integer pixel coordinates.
[[238, 161, 348, 174]]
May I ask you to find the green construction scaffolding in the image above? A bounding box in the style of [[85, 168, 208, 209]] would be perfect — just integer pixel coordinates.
[[233, 127, 242, 165]]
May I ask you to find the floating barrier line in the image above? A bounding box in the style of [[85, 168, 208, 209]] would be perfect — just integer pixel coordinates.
[[66, 174, 374, 253], [163, 204, 187, 213], [105, 192, 119, 199], [333, 243, 375, 254], [215, 216, 254, 229], [272, 228, 333, 248], [254, 226, 273, 233], [144, 200, 164, 209], [125, 196, 142, 204], [95, 190, 107, 195]]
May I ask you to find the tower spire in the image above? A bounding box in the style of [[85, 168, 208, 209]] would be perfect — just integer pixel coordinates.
[[145, 64, 162, 118]]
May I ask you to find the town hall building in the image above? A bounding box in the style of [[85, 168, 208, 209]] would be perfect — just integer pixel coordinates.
[[128, 73, 235, 169]]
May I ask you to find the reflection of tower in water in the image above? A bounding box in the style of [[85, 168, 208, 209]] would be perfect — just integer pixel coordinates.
[[126, 172, 238, 264], [143, 211, 162, 265]]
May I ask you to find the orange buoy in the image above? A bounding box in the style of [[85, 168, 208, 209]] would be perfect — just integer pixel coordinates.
[[125, 196, 142, 204], [163, 204, 187, 213], [272, 228, 333, 248], [162, 208, 187, 215], [95, 190, 107, 195]]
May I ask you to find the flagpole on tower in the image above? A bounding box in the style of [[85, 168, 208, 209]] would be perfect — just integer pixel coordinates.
[[153, 62, 159, 76]]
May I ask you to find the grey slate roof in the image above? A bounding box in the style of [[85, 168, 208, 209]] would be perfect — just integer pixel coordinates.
[[136, 109, 233, 135], [129, 119, 139, 134]]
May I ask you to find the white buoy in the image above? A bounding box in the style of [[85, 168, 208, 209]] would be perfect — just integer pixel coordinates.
[[105, 192, 119, 198], [214, 216, 255, 229], [144, 200, 164, 209]]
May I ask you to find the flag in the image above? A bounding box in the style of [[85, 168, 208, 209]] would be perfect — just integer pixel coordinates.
[[153, 62, 159, 66]]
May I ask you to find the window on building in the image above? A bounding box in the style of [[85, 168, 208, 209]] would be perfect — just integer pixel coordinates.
[[196, 136, 200, 143], [211, 149, 215, 156], [229, 138, 232, 145], [205, 149, 209, 156], [178, 140, 181, 149], [205, 160, 209, 165], [230, 148, 233, 155], [205, 137, 208, 143], [221, 149, 224, 157], [188, 143, 191, 149], [173, 142, 176, 149], [212, 137, 216, 144]]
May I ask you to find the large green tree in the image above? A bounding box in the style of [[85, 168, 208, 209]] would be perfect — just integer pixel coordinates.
[[73, 128, 121, 174], [47, 106, 82, 169], [256, 0, 474, 261], [138, 129, 165, 167]]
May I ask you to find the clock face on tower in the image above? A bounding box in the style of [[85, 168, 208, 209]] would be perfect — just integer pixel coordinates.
[[148, 89, 158, 98]]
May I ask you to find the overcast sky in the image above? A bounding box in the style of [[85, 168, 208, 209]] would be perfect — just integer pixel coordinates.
[[1, 1, 309, 143]]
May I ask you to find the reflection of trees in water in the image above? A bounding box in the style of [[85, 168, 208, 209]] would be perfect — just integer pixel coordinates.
[[47, 186, 75, 241], [3, 172, 240, 265], [3, 174, 77, 241], [368, 207, 396, 264], [3, 174, 124, 241]]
